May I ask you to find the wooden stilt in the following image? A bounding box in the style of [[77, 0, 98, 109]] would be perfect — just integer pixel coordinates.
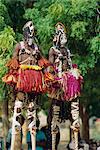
[[51, 105, 60, 150], [71, 99, 79, 150], [27, 101, 36, 150], [11, 100, 22, 150]]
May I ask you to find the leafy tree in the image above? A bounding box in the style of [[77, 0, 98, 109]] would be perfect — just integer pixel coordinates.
[[0, 24, 14, 102], [0, 7, 16, 148], [4, 0, 25, 32], [0, 0, 16, 100]]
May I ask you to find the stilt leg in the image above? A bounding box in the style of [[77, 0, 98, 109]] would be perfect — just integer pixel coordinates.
[[51, 104, 60, 150], [11, 100, 22, 150], [71, 99, 79, 150], [27, 101, 37, 150]]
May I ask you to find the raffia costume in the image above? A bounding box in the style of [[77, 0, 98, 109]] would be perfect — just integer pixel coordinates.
[[2, 21, 51, 150], [3, 39, 49, 93], [47, 22, 83, 150], [48, 22, 83, 101]]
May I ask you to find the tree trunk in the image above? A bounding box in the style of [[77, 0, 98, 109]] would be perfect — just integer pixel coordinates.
[[80, 103, 89, 142], [2, 99, 9, 150]]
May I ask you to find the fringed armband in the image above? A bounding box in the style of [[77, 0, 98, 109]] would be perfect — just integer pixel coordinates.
[[38, 57, 50, 68], [6, 57, 19, 70]]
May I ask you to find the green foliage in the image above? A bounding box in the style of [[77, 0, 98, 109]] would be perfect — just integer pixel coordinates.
[[0, 1, 12, 25], [90, 36, 100, 54], [0, 16, 5, 31], [0, 27, 16, 55], [71, 21, 87, 40], [82, 61, 100, 117], [48, 2, 65, 18], [5, 0, 25, 32], [15, 32, 23, 42], [0, 26, 16, 101], [71, 0, 97, 18], [3, 0, 29, 5]]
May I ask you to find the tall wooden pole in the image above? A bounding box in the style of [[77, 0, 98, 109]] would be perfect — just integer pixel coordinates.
[[51, 105, 60, 150], [29, 109, 36, 150], [27, 101, 37, 150], [11, 100, 22, 150], [71, 99, 79, 150]]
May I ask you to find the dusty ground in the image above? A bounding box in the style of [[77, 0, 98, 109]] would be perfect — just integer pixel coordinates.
[[58, 141, 68, 150], [58, 121, 70, 150]]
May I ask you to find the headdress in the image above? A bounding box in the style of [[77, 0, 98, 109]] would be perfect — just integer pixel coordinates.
[[55, 22, 66, 33]]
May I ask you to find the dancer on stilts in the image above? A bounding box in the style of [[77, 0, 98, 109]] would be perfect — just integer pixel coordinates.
[[47, 22, 68, 150], [48, 22, 83, 150], [2, 21, 50, 150]]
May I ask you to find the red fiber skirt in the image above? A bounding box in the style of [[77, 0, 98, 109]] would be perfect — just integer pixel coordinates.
[[16, 69, 44, 93], [62, 72, 82, 101]]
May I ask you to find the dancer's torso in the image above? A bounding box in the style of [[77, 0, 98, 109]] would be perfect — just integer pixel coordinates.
[[17, 41, 40, 65]]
